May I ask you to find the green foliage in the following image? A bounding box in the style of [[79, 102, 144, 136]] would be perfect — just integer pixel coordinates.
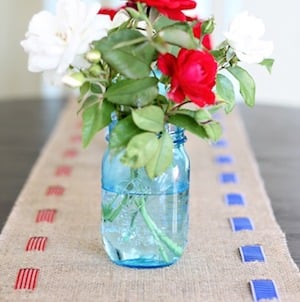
[[158, 23, 197, 49], [82, 100, 114, 147], [201, 18, 215, 35], [153, 15, 177, 32], [132, 106, 165, 133], [194, 109, 212, 123], [121, 132, 160, 169], [228, 66, 256, 107], [146, 132, 173, 179], [94, 29, 156, 79], [216, 74, 236, 113], [168, 114, 208, 139], [109, 116, 143, 155], [90, 83, 102, 94], [50, 4, 273, 178], [80, 82, 90, 99], [259, 58, 274, 74], [203, 121, 222, 142], [104, 77, 158, 107]]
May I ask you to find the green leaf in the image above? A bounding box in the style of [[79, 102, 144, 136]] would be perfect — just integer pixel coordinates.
[[90, 83, 102, 94], [132, 106, 164, 133], [121, 132, 159, 169], [174, 109, 195, 119], [194, 109, 212, 123], [80, 82, 90, 99], [168, 114, 208, 139], [227, 66, 256, 107], [94, 29, 156, 79], [153, 15, 177, 32], [201, 18, 215, 35], [211, 48, 226, 64], [126, 7, 142, 19], [203, 121, 223, 142], [109, 116, 143, 154], [146, 131, 173, 179], [77, 94, 99, 113], [208, 103, 224, 114], [82, 100, 114, 147], [104, 77, 158, 107], [158, 23, 197, 49], [259, 58, 274, 74], [216, 74, 236, 113]]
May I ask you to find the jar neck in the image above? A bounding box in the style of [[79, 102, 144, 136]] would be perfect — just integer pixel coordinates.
[[106, 115, 186, 146], [165, 124, 187, 146]]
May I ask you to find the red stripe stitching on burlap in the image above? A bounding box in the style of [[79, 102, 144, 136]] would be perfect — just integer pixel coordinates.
[[63, 149, 78, 158], [45, 185, 65, 196], [35, 209, 57, 223], [14, 268, 39, 290], [55, 165, 72, 176], [25, 237, 48, 251]]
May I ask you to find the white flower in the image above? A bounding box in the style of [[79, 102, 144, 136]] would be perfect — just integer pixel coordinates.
[[100, 0, 126, 9], [21, 0, 112, 74], [224, 11, 273, 64], [112, 10, 130, 28]]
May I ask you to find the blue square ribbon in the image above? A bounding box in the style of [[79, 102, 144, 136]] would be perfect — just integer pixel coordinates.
[[219, 172, 238, 184], [240, 245, 266, 263], [230, 217, 254, 232], [224, 193, 246, 206], [250, 279, 279, 301], [212, 139, 228, 148], [215, 155, 233, 164]]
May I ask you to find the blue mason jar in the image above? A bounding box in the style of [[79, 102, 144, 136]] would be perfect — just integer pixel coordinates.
[[101, 124, 190, 268]]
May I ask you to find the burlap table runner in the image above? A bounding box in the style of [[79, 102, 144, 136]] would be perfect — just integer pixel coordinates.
[[0, 101, 299, 301]]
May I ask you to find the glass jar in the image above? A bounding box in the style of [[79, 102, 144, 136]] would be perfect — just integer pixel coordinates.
[[101, 124, 190, 268]]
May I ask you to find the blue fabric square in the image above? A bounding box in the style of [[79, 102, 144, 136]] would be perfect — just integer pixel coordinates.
[[250, 279, 279, 301], [212, 139, 228, 148], [215, 155, 233, 164], [240, 245, 265, 262], [230, 217, 254, 232], [220, 172, 238, 184], [225, 193, 245, 206]]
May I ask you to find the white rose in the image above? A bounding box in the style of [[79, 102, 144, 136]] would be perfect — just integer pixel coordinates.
[[111, 10, 130, 28], [224, 11, 274, 64], [21, 0, 112, 74], [100, 0, 125, 9]]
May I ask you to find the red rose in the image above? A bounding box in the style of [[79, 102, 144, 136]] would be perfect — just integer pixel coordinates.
[[157, 49, 217, 107], [193, 22, 213, 50], [98, 8, 120, 20], [135, 0, 196, 21]]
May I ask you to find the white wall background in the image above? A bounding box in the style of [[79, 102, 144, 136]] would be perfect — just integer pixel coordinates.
[[207, 0, 300, 107], [0, 0, 299, 107], [0, 0, 42, 101]]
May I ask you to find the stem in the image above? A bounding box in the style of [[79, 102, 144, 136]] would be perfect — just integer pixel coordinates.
[[137, 200, 169, 262], [104, 195, 129, 222], [170, 100, 191, 112], [138, 200, 183, 257]]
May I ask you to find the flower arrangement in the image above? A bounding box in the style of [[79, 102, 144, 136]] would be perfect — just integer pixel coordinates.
[[21, 0, 274, 179]]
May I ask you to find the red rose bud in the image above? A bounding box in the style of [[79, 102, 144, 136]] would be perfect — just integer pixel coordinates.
[[201, 18, 215, 35], [193, 22, 213, 50], [158, 49, 217, 107]]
